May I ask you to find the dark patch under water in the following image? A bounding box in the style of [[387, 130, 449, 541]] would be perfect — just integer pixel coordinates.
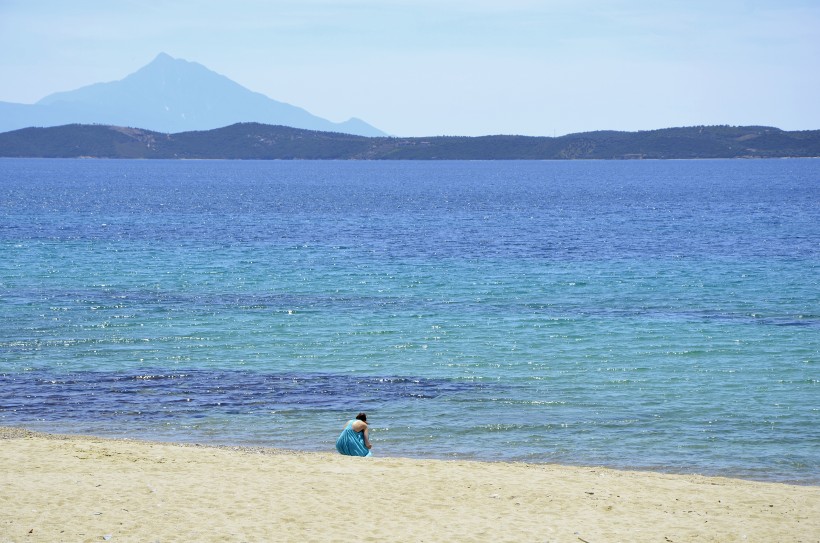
[[0, 369, 484, 423]]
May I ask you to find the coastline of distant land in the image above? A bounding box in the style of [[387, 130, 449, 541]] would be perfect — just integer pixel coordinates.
[[1, 122, 819, 160]]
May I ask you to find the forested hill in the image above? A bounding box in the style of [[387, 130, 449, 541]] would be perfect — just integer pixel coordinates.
[[1, 123, 818, 160]]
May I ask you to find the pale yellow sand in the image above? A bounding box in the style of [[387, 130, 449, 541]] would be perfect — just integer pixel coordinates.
[[1, 428, 817, 543]]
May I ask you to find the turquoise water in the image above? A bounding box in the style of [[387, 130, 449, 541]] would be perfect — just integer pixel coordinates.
[[1, 158, 818, 483]]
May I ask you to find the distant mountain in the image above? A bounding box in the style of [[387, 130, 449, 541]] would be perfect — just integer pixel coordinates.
[[1, 123, 818, 160], [0, 53, 386, 137]]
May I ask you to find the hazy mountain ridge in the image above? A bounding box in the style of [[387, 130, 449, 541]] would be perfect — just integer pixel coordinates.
[[1, 123, 818, 160], [0, 53, 385, 137]]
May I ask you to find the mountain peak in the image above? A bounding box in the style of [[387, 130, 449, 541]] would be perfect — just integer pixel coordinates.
[[4, 54, 386, 136], [144, 52, 198, 70], [133, 52, 207, 80]]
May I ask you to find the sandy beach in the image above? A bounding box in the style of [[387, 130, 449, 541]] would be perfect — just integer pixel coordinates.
[[1, 427, 817, 543]]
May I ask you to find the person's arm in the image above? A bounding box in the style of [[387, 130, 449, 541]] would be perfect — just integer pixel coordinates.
[[363, 426, 372, 449]]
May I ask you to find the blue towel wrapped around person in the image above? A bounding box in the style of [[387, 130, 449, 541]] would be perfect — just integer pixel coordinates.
[[336, 412, 373, 457]]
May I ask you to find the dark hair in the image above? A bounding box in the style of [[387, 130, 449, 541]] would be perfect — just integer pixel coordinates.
[[356, 412, 367, 422]]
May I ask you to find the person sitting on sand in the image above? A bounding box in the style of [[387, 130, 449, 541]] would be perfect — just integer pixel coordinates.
[[335, 412, 372, 457]]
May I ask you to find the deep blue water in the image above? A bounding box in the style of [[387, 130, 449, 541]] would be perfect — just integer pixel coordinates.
[[1, 158, 818, 484]]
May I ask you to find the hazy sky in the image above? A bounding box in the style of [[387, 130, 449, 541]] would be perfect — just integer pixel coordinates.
[[1, 0, 818, 136]]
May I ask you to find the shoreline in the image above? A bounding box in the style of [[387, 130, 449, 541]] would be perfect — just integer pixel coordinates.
[[6, 425, 820, 488], [3, 424, 814, 487], [2, 426, 818, 542]]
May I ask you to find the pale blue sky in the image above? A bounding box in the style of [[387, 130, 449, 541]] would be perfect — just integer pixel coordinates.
[[1, 0, 818, 136]]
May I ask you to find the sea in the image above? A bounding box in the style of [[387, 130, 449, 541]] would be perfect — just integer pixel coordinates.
[[0, 157, 817, 485]]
